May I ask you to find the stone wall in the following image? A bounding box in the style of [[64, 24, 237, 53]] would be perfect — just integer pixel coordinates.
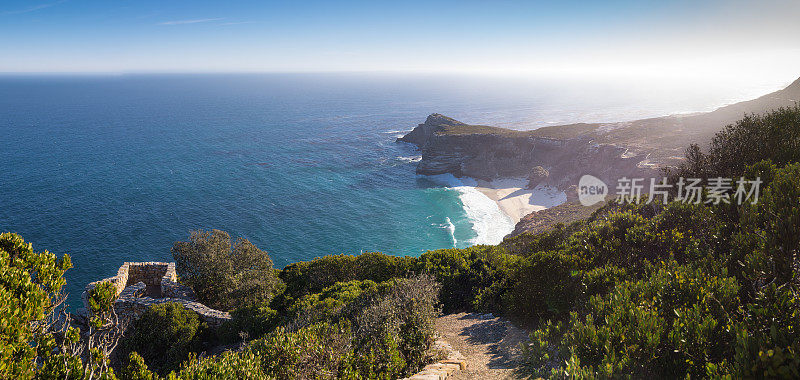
[[127, 262, 169, 287], [114, 281, 230, 326], [400, 338, 467, 380], [80, 262, 229, 326]]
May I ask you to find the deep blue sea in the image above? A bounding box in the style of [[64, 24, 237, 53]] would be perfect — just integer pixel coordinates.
[[0, 73, 773, 309]]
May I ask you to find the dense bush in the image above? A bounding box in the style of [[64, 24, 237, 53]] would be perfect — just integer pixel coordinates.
[[0, 233, 125, 379], [0, 232, 72, 378], [353, 275, 441, 372], [172, 229, 284, 311], [277, 251, 415, 303], [169, 351, 271, 380], [281, 274, 441, 376], [525, 259, 740, 378], [500, 221, 583, 256], [415, 245, 517, 312], [141, 275, 440, 380], [118, 302, 210, 376], [671, 104, 800, 180], [217, 304, 279, 343]]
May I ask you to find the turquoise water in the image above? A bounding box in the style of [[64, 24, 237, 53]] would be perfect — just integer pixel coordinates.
[[0, 73, 758, 309]]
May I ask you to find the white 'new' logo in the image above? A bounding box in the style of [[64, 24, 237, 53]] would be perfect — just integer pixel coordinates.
[[578, 175, 607, 206]]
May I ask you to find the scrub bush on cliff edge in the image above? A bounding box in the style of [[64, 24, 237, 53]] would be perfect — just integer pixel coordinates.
[[172, 229, 284, 311], [118, 302, 210, 376], [158, 275, 440, 379], [1, 232, 124, 379]]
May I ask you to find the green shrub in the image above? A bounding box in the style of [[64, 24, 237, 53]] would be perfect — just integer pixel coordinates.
[[525, 260, 740, 378], [120, 352, 158, 380], [217, 305, 278, 343], [269, 274, 440, 378], [286, 279, 379, 328], [730, 283, 800, 378], [672, 105, 800, 180], [119, 302, 209, 376], [502, 251, 581, 326], [353, 275, 441, 373], [415, 245, 517, 313], [168, 350, 270, 380], [248, 321, 355, 379], [500, 222, 580, 256], [172, 229, 283, 311], [0, 232, 73, 379], [277, 251, 414, 304]]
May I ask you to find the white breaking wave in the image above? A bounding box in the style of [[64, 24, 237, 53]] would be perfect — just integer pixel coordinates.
[[444, 217, 457, 247], [425, 173, 515, 245], [396, 155, 422, 163], [431, 217, 457, 247], [381, 129, 413, 134]]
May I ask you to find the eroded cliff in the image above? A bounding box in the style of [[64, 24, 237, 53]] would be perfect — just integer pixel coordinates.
[[398, 114, 653, 189]]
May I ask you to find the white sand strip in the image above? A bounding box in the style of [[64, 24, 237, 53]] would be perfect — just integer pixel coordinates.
[[474, 178, 567, 224]]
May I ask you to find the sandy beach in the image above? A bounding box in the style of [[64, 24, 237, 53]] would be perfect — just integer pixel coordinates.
[[474, 178, 567, 224]]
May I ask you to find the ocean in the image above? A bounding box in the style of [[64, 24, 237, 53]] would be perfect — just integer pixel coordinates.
[[0, 73, 774, 309]]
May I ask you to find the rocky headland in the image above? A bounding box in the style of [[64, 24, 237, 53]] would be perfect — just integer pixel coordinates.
[[397, 113, 652, 192], [399, 76, 800, 236]]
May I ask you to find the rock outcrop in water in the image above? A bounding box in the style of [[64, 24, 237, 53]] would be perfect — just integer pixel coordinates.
[[397, 113, 653, 189]]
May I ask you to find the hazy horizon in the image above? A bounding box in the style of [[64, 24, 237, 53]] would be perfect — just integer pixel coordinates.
[[2, 0, 799, 87]]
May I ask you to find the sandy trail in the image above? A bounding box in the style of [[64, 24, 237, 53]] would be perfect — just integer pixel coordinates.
[[435, 313, 529, 380]]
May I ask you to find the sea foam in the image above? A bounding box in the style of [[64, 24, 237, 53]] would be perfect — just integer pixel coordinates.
[[425, 173, 515, 245], [396, 155, 422, 163]]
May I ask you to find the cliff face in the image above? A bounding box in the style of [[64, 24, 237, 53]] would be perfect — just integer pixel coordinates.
[[398, 114, 652, 189]]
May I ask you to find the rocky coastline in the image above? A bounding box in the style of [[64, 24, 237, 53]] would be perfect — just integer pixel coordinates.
[[399, 77, 800, 237], [397, 114, 654, 191]]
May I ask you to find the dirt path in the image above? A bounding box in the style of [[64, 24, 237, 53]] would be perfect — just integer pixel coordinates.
[[435, 313, 528, 380]]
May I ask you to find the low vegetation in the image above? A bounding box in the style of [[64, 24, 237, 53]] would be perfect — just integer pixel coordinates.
[[3, 106, 799, 378], [117, 302, 210, 376], [172, 229, 283, 311]]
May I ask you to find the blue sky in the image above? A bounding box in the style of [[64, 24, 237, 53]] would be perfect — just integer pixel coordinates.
[[1, 0, 799, 84]]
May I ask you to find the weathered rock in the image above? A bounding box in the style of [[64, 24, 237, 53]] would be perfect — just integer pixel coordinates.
[[397, 113, 466, 147], [565, 185, 579, 202], [527, 166, 549, 189], [401, 336, 466, 380], [398, 114, 654, 189]]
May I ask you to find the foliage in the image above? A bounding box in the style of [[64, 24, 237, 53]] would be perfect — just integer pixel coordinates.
[[120, 352, 159, 380], [500, 221, 582, 256], [168, 275, 439, 380], [0, 233, 125, 379], [248, 321, 355, 379], [0, 232, 72, 378], [671, 104, 800, 180], [167, 351, 271, 380], [118, 302, 209, 376], [415, 245, 517, 313], [276, 251, 415, 305], [525, 260, 739, 378], [172, 229, 283, 311], [217, 305, 278, 343], [352, 275, 441, 372]]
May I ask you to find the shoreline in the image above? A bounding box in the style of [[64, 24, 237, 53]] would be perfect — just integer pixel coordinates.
[[473, 178, 567, 226], [424, 174, 567, 245]]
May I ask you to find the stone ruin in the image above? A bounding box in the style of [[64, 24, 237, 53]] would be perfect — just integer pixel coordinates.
[[80, 262, 230, 326]]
